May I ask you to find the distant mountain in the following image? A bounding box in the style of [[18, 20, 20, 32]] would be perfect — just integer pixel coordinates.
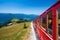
[[0, 13, 38, 24], [13, 14, 38, 21]]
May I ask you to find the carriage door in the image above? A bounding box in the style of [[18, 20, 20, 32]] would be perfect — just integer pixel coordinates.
[[57, 8, 60, 40]]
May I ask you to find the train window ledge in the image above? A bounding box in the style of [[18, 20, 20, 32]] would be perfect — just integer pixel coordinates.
[[41, 26, 46, 31]]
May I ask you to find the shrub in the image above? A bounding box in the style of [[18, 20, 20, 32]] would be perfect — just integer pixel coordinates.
[[24, 23, 27, 29]]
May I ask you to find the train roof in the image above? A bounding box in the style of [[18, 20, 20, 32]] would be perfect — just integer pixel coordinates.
[[40, 1, 60, 16], [47, 1, 60, 11], [33, 1, 60, 21]]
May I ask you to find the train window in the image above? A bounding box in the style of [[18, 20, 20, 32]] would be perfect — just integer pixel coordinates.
[[47, 11, 52, 35], [38, 19, 40, 26], [42, 16, 46, 28], [57, 8, 60, 38]]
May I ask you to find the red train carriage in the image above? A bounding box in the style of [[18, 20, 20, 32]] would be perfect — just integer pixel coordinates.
[[33, 1, 60, 40]]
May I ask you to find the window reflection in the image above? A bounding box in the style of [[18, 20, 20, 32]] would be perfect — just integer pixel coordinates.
[[42, 16, 46, 28]]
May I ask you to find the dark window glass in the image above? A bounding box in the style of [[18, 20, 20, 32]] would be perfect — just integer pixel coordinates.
[[58, 8, 60, 37], [47, 11, 52, 35], [42, 16, 46, 28]]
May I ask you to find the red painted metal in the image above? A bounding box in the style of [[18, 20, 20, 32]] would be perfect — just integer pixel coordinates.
[[33, 1, 60, 40]]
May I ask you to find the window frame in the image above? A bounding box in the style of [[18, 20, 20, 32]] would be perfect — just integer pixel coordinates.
[[57, 8, 60, 38], [46, 11, 53, 36], [42, 15, 46, 28]]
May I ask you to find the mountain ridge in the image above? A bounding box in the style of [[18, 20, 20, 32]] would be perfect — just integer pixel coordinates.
[[0, 13, 38, 24]]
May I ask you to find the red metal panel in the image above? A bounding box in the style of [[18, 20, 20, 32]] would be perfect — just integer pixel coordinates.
[[39, 28, 53, 40], [52, 2, 60, 40], [52, 8, 57, 40]]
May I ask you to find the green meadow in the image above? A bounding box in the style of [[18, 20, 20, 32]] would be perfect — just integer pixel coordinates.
[[0, 22, 31, 40]]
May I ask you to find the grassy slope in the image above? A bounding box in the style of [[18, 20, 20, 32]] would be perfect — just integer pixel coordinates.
[[0, 22, 31, 40]]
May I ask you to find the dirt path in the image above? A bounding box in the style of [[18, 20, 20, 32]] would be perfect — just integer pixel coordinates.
[[30, 22, 37, 40]]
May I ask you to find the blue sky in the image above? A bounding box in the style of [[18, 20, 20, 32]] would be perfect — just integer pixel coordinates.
[[0, 0, 57, 15]]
